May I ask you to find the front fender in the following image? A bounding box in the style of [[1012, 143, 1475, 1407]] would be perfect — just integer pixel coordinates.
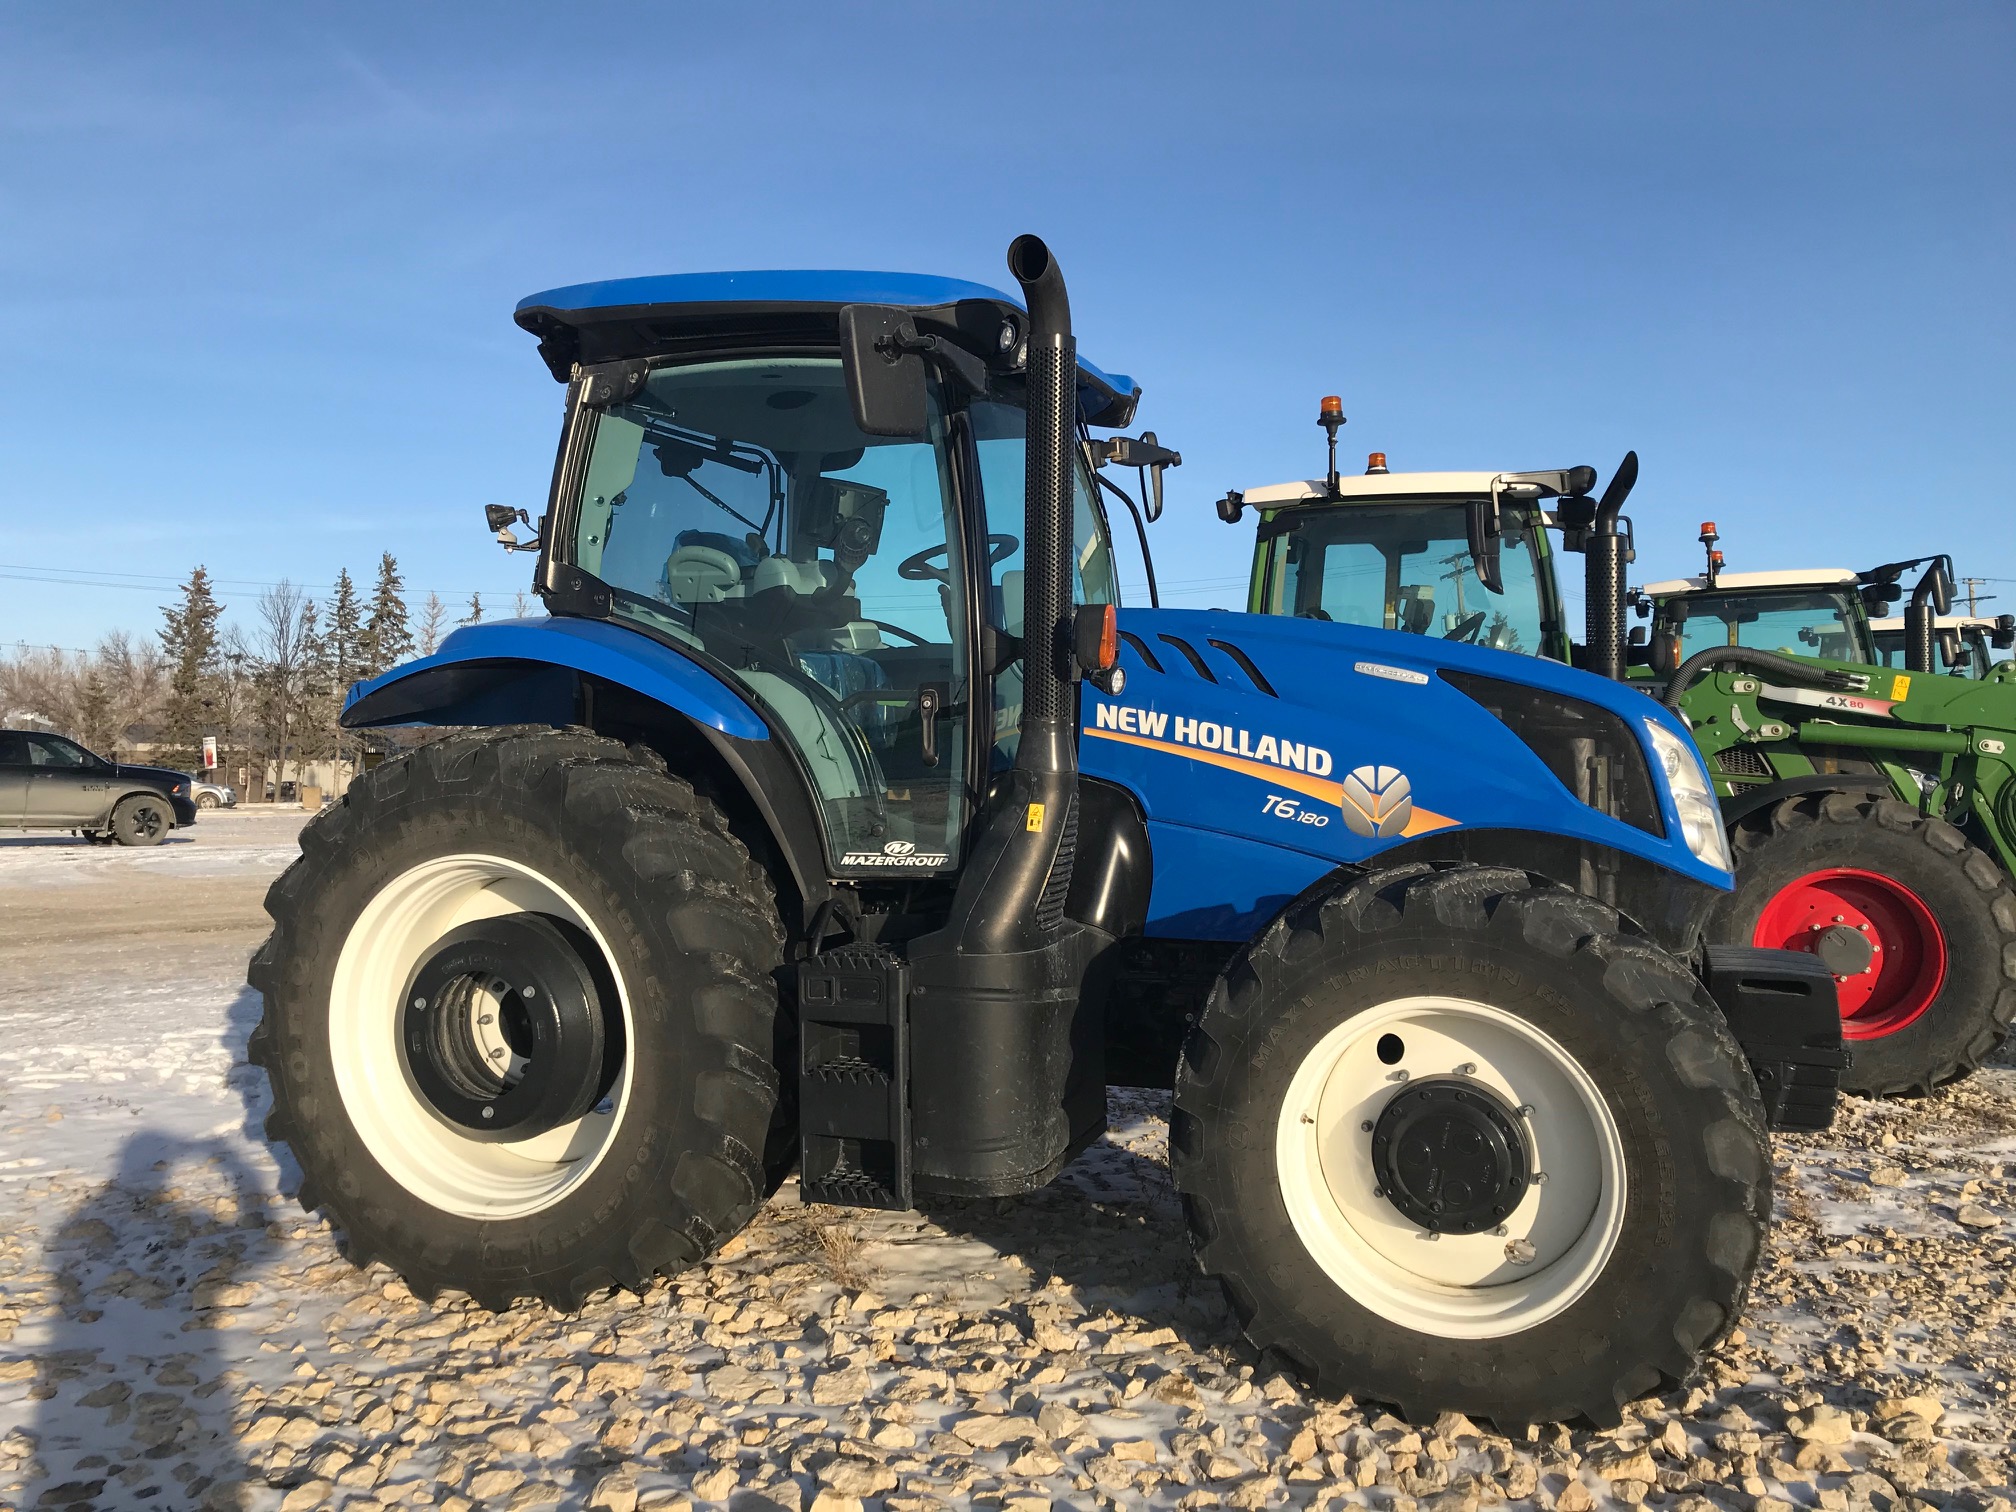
[[341, 617, 767, 740]]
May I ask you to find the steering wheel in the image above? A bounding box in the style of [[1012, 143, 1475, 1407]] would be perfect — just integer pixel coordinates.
[[897, 534, 1019, 584], [1444, 611, 1488, 643], [866, 618, 931, 647], [1297, 607, 1333, 622]]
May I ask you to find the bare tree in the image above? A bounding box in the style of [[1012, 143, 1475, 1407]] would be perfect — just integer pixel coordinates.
[[416, 592, 448, 656], [251, 582, 317, 800]]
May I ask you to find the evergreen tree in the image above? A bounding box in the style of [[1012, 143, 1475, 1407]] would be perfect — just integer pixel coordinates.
[[463, 591, 484, 626], [78, 666, 114, 753], [323, 569, 366, 697], [362, 552, 413, 677], [158, 566, 223, 766]]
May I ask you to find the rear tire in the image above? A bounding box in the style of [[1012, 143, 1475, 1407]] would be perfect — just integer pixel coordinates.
[[110, 793, 172, 846], [247, 728, 787, 1310], [1717, 792, 2016, 1096], [1171, 864, 1770, 1427], [197, 792, 221, 810]]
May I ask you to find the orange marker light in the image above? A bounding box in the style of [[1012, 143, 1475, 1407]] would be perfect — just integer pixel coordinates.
[[1095, 603, 1118, 671], [1320, 395, 1344, 416], [1367, 452, 1388, 472], [1700, 522, 1718, 536], [1710, 550, 1725, 567]]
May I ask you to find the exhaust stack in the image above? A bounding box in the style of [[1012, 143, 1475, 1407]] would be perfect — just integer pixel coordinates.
[[903, 235, 1105, 1197]]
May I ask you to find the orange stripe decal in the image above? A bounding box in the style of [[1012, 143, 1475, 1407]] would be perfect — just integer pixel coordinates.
[[1084, 726, 1456, 836]]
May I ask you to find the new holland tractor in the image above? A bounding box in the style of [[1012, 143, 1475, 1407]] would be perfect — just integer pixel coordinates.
[[250, 240, 1839, 1427], [1228, 407, 2016, 1096]]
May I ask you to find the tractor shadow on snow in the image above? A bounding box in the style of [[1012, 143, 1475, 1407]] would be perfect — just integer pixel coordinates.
[[26, 1132, 267, 1511]]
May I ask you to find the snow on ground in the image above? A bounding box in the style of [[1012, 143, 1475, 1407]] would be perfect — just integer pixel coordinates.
[[1, 814, 2013, 1512]]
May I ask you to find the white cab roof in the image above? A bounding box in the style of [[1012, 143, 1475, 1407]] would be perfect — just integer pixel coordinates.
[[1870, 615, 2001, 631], [1244, 471, 1528, 505], [1642, 568, 1858, 596]]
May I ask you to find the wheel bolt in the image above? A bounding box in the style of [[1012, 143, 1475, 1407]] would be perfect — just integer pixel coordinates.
[[482, 1107, 495, 1120], [490, 1047, 507, 1060], [1532, 1171, 1548, 1185], [1454, 1062, 1477, 1076], [1517, 1104, 1534, 1118], [1360, 1120, 1374, 1133], [412, 997, 427, 1010], [479, 1014, 495, 1026], [523, 986, 538, 999], [1505, 1238, 1537, 1265]]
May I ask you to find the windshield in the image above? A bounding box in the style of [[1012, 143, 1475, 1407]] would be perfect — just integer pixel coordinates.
[[1661, 589, 1873, 664], [1264, 502, 1552, 655], [1873, 625, 2000, 678]]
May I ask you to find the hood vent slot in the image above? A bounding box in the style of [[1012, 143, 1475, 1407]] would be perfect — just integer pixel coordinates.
[[1156, 634, 1218, 683], [1207, 638, 1276, 697], [1117, 630, 1163, 674]]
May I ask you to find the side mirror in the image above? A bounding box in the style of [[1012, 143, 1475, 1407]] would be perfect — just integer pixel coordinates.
[[1938, 628, 1963, 668], [1465, 498, 1505, 595], [1628, 625, 1648, 647], [1217, 490, 1246, 524], [839, 305, 928, 437], [1931, 558, 1956, 616], [1995, 615, 2015, 649], [1650, 630, 1682, 676]]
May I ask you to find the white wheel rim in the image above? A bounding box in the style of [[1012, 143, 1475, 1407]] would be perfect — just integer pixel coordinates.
[[328, 853, 634, 1221], [1275, 995, 1626, 1339]]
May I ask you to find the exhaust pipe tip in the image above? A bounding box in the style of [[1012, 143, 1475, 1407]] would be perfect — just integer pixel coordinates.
[[1007, 233, 1069, 337]]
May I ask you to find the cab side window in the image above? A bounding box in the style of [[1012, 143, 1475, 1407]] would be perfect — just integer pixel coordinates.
[[27, 736, 91, 768]]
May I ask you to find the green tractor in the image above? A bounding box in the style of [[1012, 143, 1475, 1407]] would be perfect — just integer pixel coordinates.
[[1225, 409, 2016, 1096]]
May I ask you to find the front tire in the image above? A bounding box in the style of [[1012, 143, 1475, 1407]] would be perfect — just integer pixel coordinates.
[[110, 793, 172, 846], [1717, 792, 2016, 1096], [247, 729, 787, 1310], [1172, 864, 1770, 1426]]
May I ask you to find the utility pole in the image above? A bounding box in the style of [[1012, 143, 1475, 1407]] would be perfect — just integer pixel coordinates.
[[1962, 577, 1992, 616]]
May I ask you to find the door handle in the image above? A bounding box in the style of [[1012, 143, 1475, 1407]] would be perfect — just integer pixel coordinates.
[[917, 684, 943, 767]]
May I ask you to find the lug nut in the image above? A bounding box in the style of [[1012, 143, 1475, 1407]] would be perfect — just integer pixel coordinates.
[[412, 996, 427, 1010], [482, 1107, 495, 1120], [1517, 1104, 1534, 1118], [1532, 1171, 1548, 1185], [479, 1013, 495, 1026], [1505, 1238, 1537, 1265], [1360, 1120, 1374, 1132], [1454, 1062, 1477, 1076]]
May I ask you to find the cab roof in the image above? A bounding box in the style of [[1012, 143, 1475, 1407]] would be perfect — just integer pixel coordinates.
[[1246, 470, 1538, 506], [513, 268, 1140, 427], [1643, 568, 1858, 596], [1870, 614, 2003, 631]]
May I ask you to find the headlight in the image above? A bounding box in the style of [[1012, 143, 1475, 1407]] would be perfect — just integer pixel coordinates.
[[1643, 718, 1732, 874]]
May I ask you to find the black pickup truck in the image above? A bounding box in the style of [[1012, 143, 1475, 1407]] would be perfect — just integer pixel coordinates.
[[0, 730, 199, 845]]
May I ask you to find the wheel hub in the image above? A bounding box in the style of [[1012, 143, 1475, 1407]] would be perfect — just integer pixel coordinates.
[[1370, 1076, 1530, 1234], [400, 915, 617, 1142], [1812, 922, 1875, 977]]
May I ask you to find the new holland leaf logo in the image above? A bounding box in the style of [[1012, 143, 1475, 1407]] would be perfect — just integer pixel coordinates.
[[1339, 765, 1414, 838]]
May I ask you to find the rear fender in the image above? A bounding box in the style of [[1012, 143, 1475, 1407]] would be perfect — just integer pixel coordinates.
[[341, 618, 831, 919], [1719, 775, 1895, 830]]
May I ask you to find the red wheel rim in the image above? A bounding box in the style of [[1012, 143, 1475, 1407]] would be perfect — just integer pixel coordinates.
[[1751, 867, 1947, 1039]]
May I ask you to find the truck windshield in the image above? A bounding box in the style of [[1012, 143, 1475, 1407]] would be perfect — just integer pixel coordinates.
[[1265, 502, 1550, 654], [1662, 590, 1873, 664]]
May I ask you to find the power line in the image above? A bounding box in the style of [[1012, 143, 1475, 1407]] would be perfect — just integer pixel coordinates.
[[0, 563, 530, 601]]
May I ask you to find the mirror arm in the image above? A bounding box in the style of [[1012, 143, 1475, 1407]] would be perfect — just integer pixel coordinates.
[[1090, 465, 1160, 608]]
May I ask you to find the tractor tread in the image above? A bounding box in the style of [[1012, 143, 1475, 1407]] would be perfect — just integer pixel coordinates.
[[248, 727, 786, 1314], [1172, 863, 1769, 1427], [1718, 790, 2016, 1095]]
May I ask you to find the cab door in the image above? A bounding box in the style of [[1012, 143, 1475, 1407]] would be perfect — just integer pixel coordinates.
[[560, 355, 977, 875]]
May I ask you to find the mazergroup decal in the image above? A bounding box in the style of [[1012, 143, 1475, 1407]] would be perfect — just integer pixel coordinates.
[[839, 839, 949, 869], [1085, 703, 1455, 839]]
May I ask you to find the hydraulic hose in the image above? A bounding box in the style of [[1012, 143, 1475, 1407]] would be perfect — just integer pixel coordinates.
[[1663, 646, 1861, 712]]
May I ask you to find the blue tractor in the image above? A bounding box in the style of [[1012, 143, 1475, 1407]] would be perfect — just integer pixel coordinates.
[[249, 237, 1840, 1426]]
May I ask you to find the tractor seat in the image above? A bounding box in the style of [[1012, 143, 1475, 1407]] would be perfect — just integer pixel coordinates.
[[752, 556, 836, 596], [663, 545, 746, 604]]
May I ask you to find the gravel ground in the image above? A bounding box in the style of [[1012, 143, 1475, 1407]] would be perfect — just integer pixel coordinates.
[[1, 812, 2013, 1512]]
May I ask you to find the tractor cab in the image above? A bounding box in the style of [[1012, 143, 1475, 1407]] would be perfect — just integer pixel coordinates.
[[1870, 614, 2016, 678], [1232, 459, 1581, 662], [1638, 568, 1875, 669]]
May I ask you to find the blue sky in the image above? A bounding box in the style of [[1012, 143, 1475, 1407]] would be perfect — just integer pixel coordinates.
[[2, 3, 2011, 653]]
